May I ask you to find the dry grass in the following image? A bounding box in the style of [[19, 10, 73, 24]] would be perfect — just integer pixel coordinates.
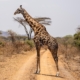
[[0, 39, 33, 63], [58, 44, 80, 80], [0, 35, 80, 79]]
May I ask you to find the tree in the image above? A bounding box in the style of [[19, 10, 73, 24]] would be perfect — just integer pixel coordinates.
[[14, 17, 51, 40], [8, 30, 17, 43], [0, 31, 2, 35], [74, 32, 80, 48], [77, 26, 80, 32], [74, 27, 80, 48], [14, 17, 30, 40]]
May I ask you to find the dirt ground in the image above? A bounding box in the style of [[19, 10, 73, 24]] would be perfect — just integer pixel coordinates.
[[0, 49, 79, 80]]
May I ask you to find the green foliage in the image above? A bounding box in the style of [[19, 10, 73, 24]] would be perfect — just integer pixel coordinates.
[[63, 35, 74, 45], [0, 41, 4, 47], [25, 39, 34, 48], [74, 32, 80, 48], [64, 35, 73, 39], [74, 32, 80, 40], [57, 35, 74, 46]]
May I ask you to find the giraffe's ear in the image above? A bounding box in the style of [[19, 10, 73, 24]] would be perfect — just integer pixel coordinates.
[[20, 5, 22, 9]]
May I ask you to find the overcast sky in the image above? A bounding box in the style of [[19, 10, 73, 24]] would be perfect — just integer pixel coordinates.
[[0, 0, 80, 37]]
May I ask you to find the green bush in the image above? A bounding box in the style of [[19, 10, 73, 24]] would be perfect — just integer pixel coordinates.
[[25, 39, 34, 48], [58, 35, 74, 46], [0, 41, 4, 47], [74, 32, 80, 48]]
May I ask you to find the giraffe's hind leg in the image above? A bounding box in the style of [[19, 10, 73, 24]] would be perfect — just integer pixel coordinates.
[[53, 53, 59, 76], [48, 47, 59, 76]]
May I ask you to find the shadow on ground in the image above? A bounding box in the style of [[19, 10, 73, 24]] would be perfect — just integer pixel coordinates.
[[34, 73, 64, 78]]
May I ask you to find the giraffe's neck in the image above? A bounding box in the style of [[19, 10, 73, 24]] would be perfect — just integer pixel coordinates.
[[21, 10, 46, 35]]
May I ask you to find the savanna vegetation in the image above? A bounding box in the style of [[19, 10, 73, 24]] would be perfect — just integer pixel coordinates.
[[0, 16, 80, 79], [57, 27, 80, 79]]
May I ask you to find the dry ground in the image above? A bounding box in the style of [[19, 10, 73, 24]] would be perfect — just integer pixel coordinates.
[[0, 49, 79, 80]]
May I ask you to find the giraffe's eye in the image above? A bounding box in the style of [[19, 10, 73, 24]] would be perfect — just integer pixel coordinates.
[[17, 8, 20, 12], [18, 9, 20, 12]]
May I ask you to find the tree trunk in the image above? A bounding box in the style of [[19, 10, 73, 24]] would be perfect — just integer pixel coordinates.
[[22, 24, 30, 40]]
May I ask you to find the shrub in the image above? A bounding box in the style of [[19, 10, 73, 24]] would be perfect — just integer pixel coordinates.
[[57, 35, 74, 48], [0, 41, 4, 47], [25, 39, 34, 48], [74, 32, 80, 48]]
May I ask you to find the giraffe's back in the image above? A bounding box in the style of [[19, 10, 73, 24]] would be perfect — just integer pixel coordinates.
[[34, 31, 58, 49]]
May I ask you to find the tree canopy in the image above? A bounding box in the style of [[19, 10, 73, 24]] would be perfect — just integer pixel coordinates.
[[14, 17, 51, 40], [74, 27, 80, 48]]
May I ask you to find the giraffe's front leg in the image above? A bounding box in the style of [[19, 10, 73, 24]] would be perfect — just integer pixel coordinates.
[[36, 55, 40, 74], [35, 42, 41, 74]]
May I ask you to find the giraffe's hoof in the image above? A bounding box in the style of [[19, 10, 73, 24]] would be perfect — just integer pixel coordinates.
[[56, 72, 59, 77], [35, 70, 40, 74]]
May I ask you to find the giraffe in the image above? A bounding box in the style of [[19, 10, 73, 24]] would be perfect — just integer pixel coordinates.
[[14, 5, 59, 76]]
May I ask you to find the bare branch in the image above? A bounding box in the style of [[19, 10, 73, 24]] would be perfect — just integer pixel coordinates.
[[77, 25, 80, 32]]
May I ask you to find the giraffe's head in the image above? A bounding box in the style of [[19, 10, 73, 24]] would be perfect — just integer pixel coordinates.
[[14, 5, 24, 15]]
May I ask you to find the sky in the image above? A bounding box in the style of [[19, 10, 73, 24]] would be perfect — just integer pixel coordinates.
[[0, 0, 80, 37]]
